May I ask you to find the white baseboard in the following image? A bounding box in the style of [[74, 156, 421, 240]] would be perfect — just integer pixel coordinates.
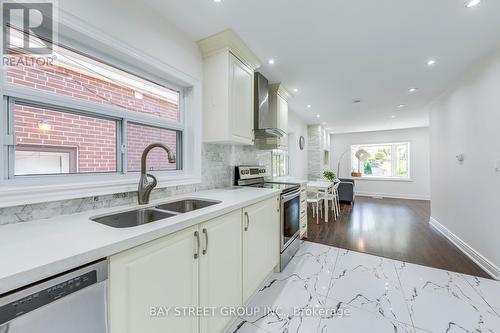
[[430, 217, 500, 280], [355, 191, 430, 201]]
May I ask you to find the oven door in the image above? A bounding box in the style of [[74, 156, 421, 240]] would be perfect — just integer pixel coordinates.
[[281, 189, 301, 251]]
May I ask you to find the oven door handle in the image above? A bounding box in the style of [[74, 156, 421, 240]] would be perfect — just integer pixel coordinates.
[[281, 190, 301, 203]]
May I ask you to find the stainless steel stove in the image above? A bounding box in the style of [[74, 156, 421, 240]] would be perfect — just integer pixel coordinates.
[[235, 166, 301, 270]]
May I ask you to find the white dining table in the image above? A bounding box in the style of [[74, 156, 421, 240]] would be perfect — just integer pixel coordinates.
[[307, 180, 334, 222]]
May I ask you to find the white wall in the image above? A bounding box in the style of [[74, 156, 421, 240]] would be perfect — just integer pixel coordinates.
[[331, 127, 431, 200], [59, 0, 202, 80], [430, 48, 500, 276], [287, 111, 309, 179]]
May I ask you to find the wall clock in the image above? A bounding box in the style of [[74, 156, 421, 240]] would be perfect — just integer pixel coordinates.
[[299, 136, 305, 150]]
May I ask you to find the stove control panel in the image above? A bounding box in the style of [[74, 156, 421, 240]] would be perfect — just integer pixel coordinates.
[[236, 166, 267, 180]]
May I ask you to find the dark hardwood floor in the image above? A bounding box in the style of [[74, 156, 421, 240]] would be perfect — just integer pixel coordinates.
[[305, 196, 491, 278]]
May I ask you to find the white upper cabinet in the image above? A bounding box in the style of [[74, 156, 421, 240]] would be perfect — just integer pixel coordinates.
[[277, 93, 289, 149], [273, 86, 290, 135], [229, 55, 254, 144], [198, 30, 261, 145]]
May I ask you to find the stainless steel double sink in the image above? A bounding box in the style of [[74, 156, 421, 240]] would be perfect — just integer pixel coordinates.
[[91, 199, 221, 228]]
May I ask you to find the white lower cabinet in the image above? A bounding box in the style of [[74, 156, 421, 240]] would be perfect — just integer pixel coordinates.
[[109, 225, 199, 333], [242, 197, 280, 302], [109, 196, 279, 333], [299, 185, 308, 239], [199, 210, 242, 333]]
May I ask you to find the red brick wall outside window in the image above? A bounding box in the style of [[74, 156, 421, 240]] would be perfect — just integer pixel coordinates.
[[8, 54, 179, 174], [14, 104, 117, 173]]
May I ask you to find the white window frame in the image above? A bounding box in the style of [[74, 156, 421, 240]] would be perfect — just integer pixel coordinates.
[[350, 142, 412, 181], [0, 16, 202, 208]]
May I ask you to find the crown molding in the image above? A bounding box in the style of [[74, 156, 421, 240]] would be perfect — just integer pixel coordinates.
[[197, 29, 261, 70]]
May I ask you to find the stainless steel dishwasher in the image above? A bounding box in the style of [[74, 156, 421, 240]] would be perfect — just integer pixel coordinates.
[[0, 260, 108, 333]]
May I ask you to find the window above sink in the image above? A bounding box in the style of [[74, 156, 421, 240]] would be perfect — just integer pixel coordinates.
[[0, 19, 202, 208]]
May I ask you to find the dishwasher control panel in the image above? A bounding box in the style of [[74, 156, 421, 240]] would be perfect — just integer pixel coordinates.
[[0, 270, 97, 325]]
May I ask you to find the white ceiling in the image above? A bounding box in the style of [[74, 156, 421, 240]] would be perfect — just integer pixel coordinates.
[[144, 0, 500, 133]]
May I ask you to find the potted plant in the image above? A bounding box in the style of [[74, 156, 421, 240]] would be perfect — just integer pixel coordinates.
[[323, 170, 336, 182]]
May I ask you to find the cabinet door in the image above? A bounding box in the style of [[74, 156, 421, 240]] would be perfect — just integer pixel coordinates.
[[109, 226, 199, 333], [199, 210, 242, 333], [277, 95, 288, 149], [229, 54, 254, 144], [242, 196, 280, 302], [277, 94, 288, 134]]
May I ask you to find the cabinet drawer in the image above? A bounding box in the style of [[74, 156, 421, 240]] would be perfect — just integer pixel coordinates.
[[300, 216, 307, 229]]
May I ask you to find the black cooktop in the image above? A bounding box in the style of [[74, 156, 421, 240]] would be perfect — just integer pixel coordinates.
[[249, 182, 299, 194]]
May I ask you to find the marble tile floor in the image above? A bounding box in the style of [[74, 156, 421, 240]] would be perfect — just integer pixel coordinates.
[[227, 241, 500, 333]]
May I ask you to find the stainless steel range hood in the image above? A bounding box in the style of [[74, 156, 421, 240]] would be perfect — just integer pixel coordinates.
[[254, 72, 286, 138]]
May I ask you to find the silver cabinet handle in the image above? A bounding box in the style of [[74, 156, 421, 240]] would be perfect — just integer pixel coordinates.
[[277, 197, 280, 212], [202, 228, 208, 255], [244, 212, 250, 231], [194, 231, 200, 259]]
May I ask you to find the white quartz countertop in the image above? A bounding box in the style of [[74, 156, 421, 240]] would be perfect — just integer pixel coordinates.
[[268, 176, 309, 185], [0, 187, 280, 293]]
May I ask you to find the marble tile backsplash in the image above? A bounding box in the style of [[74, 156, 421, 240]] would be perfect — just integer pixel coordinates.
[[0, 143, 272, 225]]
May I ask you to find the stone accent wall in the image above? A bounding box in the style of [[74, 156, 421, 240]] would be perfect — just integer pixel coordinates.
[[0, 143, 272, 225], [308, 125, 322, 180]]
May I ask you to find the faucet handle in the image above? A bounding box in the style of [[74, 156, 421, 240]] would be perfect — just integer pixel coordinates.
[[146, 173, 157, 188]]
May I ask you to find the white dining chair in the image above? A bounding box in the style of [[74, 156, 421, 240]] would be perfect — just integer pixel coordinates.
[[306, 189, 323, 224], [322, 181, 341, 220], [333, 179, 341, 217], [332, 181, 341, 219]]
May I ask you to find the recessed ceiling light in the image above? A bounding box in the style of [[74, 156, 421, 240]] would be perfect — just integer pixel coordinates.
[[391, 115, 396, 119], [316, 114, 321, 118], [293, 88, 298, 93], [307, 104, 312, 108], [408, 87, 418, 93], [465, 0, 481, 8], [398, 104, 407, 108], [213, 0, 222, 3], [426, 59, 437, 66], [268, 59, 275, 65]]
